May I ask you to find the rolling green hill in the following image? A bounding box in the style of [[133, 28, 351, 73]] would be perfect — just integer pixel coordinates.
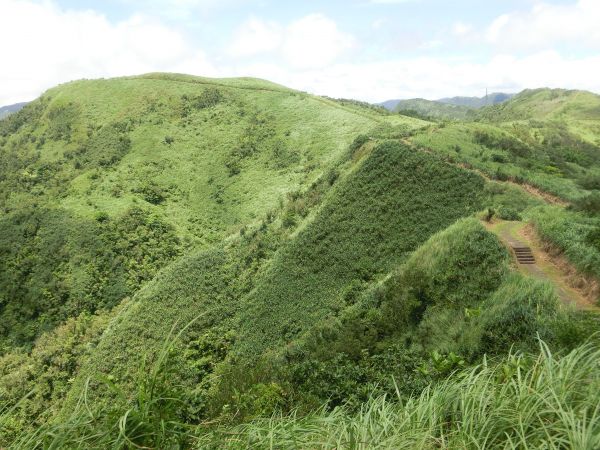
[[0, 73, 425, 350], [380, 92, 512, 114], [393, 98, 474, 120], [438, 92, 514, 108], [477, 88, 600, 122], [1, 76, 599, 448], [411, 88, 600, 201]]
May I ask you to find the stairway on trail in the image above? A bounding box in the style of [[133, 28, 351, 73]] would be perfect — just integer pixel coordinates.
[[512, 246, 535, 265], [486, 219, 599, 311]]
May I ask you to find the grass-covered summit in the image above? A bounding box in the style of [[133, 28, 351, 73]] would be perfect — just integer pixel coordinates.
[[0, 73, 424, 349]]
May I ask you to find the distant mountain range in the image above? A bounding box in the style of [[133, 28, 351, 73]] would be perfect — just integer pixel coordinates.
[[0, 101, 28, 119], [384, 98, 474, 120], [378, 92, 515, 120], [437, 92, 515, 108], [378, 92, 515, 111]]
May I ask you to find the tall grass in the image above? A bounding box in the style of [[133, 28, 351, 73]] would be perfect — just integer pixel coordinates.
[[529, 205, 600, 283], [200, 341, 600, 449], [3, 318, 203, 449]]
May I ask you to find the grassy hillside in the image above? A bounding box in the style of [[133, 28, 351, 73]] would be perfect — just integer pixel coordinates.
[[236, 142, 484, 355], [477, 88, 600, 122], [411, 90, 600, 202], [0, 73, 427, 350], [3, 216, 590, 448], [409, 88, 600, 300], [380, 92, 513, 113], [0, 76, 599, 447], [49, 140, 483, 418], [201, 342, 600, 449], [0, 73, 403, 241]]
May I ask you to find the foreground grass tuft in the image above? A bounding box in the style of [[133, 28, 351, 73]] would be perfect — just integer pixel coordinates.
[[201, 341, 600, 449]]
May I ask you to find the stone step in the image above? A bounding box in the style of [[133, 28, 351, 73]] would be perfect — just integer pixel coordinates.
[[512, 245, 536, 264]]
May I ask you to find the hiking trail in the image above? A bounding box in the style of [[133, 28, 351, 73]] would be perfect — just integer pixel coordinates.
[[485, 219, 599, 312]]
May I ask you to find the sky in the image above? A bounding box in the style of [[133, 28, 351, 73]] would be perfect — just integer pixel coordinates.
[[1, 0, 600, 105]]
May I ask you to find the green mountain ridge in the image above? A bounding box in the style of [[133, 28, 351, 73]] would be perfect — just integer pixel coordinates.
[[1, 74, 599, 448], [438, 92, 514, 108], [477, 87, 600, 122], [392, 98, 474, 120], [379, 91, 514, 119], [0, 102, 28, 120]]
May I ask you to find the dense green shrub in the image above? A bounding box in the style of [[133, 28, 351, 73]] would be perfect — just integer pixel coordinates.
[[530, 206, 600, 280], [473, 130, 530, 158], [0, 309, 118, 438], [285, 345, 429, 410], [0, 98, 47, 137], [0, 207, 181, 349], [181, 88, 223, 117], [578, 172, 600, 190], [225, 112, 283, 175], [3, 321, 194, 449], [491, 152, 509, 163], [496, 205, 522, 221], [587, 226, 600, 251], [540, 124, 600, 168], [73, 123, 132, 168], [134, 181, 167, 205], [46, 102, 79, 142], [236, 142, 485, 356], [572, 191, 600, 214], [472, 274, 559, 355], [383, 218, 509, 311], [347, 134, 370, 155]]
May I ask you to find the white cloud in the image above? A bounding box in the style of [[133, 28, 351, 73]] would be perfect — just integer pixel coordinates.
[[282, 14, 355, 69], [371, 18, 387, 30], [452, 22, 472, 37], [118, 0, 247, 19], [0, 0, 217, 105], [229, 51, 600, 102], [486, 0, 600, 50], [2, 1, 600, 107], [420, 39, 443, 50], [228, 17, 282, 57], [228, 14, 355, 69]]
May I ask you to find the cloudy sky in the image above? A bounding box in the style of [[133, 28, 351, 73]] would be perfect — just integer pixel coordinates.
[[1, 0, 599, 105]]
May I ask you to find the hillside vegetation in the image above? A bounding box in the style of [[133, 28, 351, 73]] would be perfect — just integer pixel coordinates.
[[0, 73, 426, 351], [380, 92, 512, 115], [409, 88, 600, 291], [393, 98, 473, 120], [1, 76, 599, 448], [438, 92, 514, 108]]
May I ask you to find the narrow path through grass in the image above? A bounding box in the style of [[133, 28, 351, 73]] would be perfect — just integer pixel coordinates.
[[485, 219, 599, 311]]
